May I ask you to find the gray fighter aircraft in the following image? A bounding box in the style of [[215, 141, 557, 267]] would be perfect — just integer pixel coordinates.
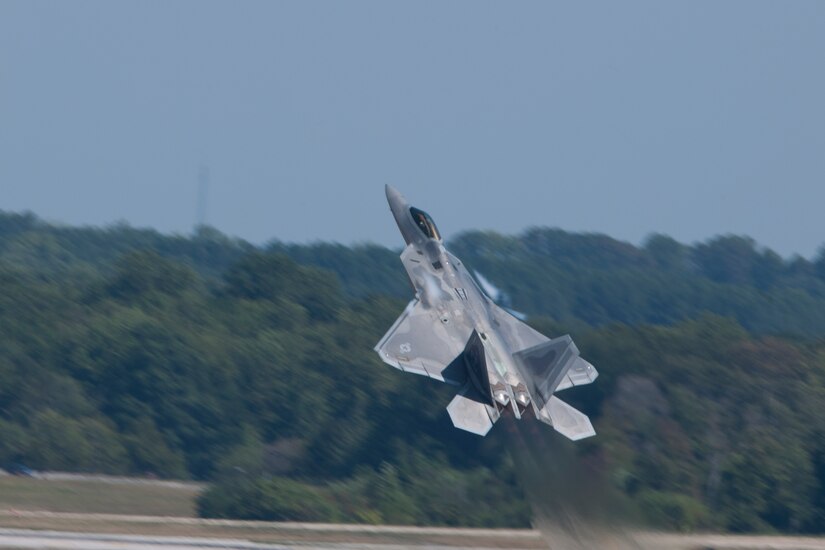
[[375, 186, 598, 439]]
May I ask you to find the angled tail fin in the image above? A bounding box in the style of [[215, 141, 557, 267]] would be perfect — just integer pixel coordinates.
[[512, 335, 598, 440], [512, 335, 579, 408], [444, 331, 499, 437]]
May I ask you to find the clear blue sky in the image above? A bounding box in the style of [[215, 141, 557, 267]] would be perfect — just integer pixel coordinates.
[[2, 2, 824, 256]]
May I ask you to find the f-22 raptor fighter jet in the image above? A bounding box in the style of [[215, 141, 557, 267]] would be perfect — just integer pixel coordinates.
[[375, 186, 598, 439]]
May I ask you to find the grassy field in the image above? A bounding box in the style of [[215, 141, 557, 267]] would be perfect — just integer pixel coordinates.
[[0, 475, 200, 517], [0, 476, 824, 549]]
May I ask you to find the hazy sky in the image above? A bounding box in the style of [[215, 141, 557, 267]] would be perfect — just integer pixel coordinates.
[[2, 2, 824, 256]]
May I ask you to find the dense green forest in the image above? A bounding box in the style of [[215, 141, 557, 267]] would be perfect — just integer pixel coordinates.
[[1, 210, 824, 532]]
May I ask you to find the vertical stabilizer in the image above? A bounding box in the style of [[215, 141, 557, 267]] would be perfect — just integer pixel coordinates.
[[513, 335, 579, 409]]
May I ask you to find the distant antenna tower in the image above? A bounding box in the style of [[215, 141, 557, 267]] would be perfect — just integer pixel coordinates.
[[196, 165, 209, 229]]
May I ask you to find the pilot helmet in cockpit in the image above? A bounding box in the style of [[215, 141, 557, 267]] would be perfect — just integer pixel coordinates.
[[409, 207, 441, 240]]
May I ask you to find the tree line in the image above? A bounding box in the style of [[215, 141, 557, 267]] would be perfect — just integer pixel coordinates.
[[0, 211, 824, 531]]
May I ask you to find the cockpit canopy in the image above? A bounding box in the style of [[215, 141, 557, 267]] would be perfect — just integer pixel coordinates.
[[410, 207, 442, 241]]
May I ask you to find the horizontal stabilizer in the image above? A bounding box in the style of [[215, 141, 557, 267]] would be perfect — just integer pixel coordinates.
[[446, 383, 500, 436], [536, 396, 596, 441]]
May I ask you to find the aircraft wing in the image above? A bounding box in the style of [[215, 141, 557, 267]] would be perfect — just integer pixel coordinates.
[[374, 299, 472, 384], [489, 303, 598, 392]]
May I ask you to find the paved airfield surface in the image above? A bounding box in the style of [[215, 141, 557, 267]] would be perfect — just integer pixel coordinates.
[[1, 528, 489, 550], [0, 513, 541, 550], [2, 514, 825, 550]]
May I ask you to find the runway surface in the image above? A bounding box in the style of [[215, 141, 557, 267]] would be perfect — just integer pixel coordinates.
[[2, 513, 825, 550], [0, 512, 541, 549], [0, 528, 490, 550]]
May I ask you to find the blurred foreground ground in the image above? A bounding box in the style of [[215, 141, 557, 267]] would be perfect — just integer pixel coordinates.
[[1, 516, 825, 549], [0, 474, 201, 516], [1, 473, 825, 549], [505, 417, 825, 550]]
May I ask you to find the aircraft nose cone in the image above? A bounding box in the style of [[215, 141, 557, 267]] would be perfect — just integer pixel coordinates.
[[385, 184, 405, 206], [384, 184, 415, 245]]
